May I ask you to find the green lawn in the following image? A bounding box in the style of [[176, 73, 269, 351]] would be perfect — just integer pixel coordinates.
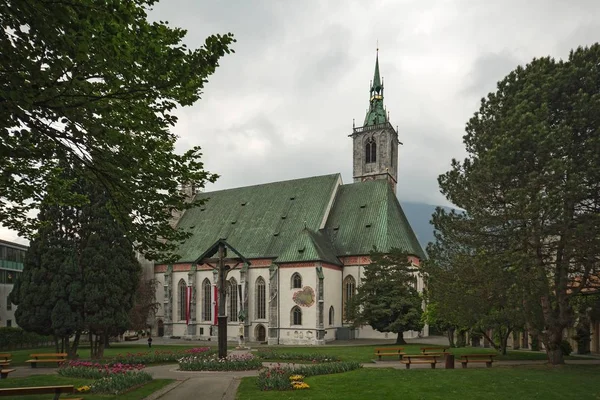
[[259, 343, 556, 363], [237, 365, 600, 400], [0, 374, 173, 400], [6, 343, 216, 366]]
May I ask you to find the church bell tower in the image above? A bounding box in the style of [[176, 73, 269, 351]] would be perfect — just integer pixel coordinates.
[[350, 49, 400, 192]]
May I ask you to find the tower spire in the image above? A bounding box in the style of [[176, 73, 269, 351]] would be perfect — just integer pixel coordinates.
[[364, 47, 386, 126]]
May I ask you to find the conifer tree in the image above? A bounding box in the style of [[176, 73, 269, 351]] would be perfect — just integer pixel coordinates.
[[348, 249, 423, 344], [11, 162, 141, 358], [436, 44, 600, 364]]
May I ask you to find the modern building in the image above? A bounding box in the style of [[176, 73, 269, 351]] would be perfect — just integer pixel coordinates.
[[0, 239, 27, 328], [152, 52, 427, 344]]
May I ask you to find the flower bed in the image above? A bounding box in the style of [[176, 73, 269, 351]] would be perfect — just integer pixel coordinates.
[[179, 353, 263, 371], [256, 350, 340, 363], [111, 347, 213, 364], [60, 360, 153, 395], [257, 361, 362, 391], [90, 371, 153, 394], [59, 361, 145, 379]]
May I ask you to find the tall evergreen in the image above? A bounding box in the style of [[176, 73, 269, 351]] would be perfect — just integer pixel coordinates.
[[10, 163, 140, 358], [348, 249, 423, 344]]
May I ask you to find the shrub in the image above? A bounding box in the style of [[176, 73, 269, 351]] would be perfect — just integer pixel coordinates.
[[560, 340, 573, 356], [58, 361, 145, 379], [179, 353, 262, 371], [257, 361, 362, 391], [111, 347, 213, 365], [256, 350, 340, 363], [0, 327, 53, 350], [91, 371, 153, 395]]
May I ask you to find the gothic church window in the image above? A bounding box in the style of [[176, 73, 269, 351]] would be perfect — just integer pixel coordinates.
[[291, 272, 302, 289], [202, 278, 212, 321], [329, 306, 334, 326], [342, 275, 356, 321], [178, 279, 186, 321], [256, 277, 266, 319], [365, 138, 377, 164], [228, 278, 238, 322], [291, 306, 302, 325]]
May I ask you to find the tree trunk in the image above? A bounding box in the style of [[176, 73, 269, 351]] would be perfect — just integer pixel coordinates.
[[54, 336, 59, 353], [94, 334, 106, 359], [65, 332, 81, 359], [446, 327, 456, 347], [396, 332, 406, 345], [456, 330, 467, 347], [544, 329, 565, 365], [500, 329, 512, 355]]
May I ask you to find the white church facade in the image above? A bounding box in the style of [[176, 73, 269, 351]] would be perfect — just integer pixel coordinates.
[[152, 53, 427, 345]]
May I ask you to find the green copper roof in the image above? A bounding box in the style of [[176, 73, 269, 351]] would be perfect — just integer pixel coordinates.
[[171, 174, 424, 264], [173, 174, 340, 262], [364, 51, 388, 127], [276, 228, 341, 265], [325, 179, 426, 259]]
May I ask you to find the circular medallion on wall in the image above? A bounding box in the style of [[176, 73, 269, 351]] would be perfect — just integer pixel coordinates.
[[293, 286, 315, 307]]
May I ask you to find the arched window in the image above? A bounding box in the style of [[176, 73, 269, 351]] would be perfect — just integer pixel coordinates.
[[291, 273, 302, 289], [202, 278, 212, 321], [329, 306, 334, 326], [291, 306, 302, 326], [178, 279, 186, 321], [342, 275, 356, 321], [365, 138, 377, 164], [256, 277, 266, 319], [228, 278, 238, 322]]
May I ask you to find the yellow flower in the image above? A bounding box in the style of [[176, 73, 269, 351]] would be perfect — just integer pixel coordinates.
[[289, 374, 305, 381], [76, 385, 91, 392], [292, 382, 310, 390]]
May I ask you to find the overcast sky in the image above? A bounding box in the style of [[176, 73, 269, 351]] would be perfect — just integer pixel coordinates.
[[2, 0, 600, 244]]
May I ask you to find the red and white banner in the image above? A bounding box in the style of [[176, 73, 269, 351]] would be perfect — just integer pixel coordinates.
[[212, 285, 218, 325], [185, 286, 192, 325]]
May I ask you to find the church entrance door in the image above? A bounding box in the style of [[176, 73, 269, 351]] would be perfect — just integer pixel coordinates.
[[255, 324, 266, 342], [157, 320, 164, 337]]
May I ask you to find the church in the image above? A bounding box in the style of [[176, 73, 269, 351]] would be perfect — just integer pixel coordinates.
[[153, 53, 427, 345]]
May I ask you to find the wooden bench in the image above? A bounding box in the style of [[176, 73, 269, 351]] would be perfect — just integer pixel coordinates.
[[0, 369, 15, 379], [400, 354, 442, 369], [374, 347, 405, 360], [0, 354, 11, 368], [0, 385, 81, 399], [460, 354, 496, 368], [420, 346, 450, 354], [25, 353, 67, 368]]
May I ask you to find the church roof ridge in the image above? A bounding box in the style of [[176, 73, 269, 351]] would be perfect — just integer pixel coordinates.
[[194, 173, 342, 197]]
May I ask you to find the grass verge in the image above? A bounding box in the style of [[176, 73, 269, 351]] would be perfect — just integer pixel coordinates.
[[237, 364, 600, 399]]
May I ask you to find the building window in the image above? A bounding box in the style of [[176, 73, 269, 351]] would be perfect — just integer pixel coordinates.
[[291, 273, 302, 289], [365, 138, 376, 163], [343, 275, 356, 321], [6, 297, 11, 311], [178, 279, 186, 321], [202, 278, 212, 322], [256, 277, 266, 319], [291, 306, 302, 326], [228, 278, 238, 322], [329, 306, 334, 326], [6, 320, 11, 327]]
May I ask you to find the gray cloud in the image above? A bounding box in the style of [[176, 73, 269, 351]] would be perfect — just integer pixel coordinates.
[[3, 0, 600, 240]]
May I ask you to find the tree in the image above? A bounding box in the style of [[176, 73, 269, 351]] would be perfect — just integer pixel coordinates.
[[437, 44, 600, 364], [11, 162, 141, 358], [0, 0, 235, 261], [347, 249, 424, 344], [425, 212, 526, 355], [128, 276, 160, 333]]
